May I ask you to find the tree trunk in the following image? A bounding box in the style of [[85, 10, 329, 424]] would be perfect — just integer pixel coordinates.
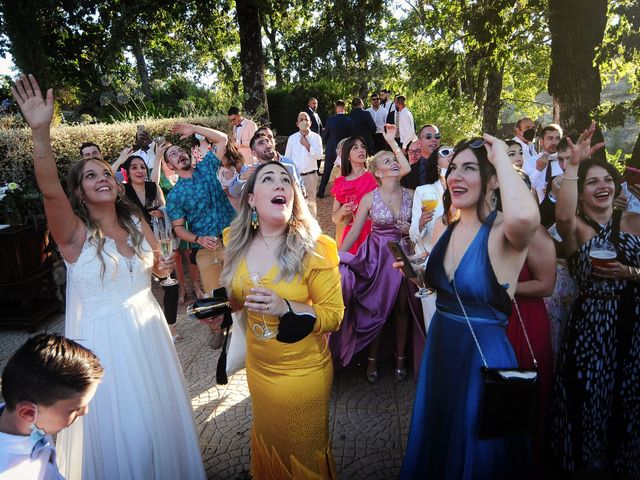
[[130, 33, 152, 99], [631, 130, 640, 168], [262, 14, 284, 89], [355, 0, 369, 99], [2, 0, 51, 87], [482, 62, 504, 135], [236, 0, 270, 123], [548, 0, 607, 158]]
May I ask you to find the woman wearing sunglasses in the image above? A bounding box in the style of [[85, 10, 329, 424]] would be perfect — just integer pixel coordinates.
[[408, 146, 454, 332], [400, 135, 539, 479]]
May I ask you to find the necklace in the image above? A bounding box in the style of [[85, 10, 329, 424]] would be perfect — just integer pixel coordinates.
[[380, 187, 401, 204], [258, 232, 284, 250]]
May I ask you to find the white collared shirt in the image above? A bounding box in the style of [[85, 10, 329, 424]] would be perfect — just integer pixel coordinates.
[[366, 106, 389, 134], [234, 122, 245, 145], [397, 108, 417, 146], [530, 152, 563, 203], [132, 141, 156, 170], [285, 131, 323, 174], [0, 431, 63, 480]]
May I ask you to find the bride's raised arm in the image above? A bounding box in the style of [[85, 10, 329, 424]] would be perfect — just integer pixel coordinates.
[[11, 74, 86, 258]]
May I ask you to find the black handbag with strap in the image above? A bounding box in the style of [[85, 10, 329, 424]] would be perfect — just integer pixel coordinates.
[[452, 279, 539, 439]]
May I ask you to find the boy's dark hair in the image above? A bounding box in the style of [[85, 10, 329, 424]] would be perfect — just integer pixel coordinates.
[[227, 106, 240, 116], [1, 334, 104, 410], [250, 131, 269, 151], [79, 142, 100, 155]]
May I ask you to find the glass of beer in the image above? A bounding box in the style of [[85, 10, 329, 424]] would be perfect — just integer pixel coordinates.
[[589, 240, 617, 269]]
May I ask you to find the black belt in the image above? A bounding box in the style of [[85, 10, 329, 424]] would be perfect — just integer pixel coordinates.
[[301, 170, 317, 176]]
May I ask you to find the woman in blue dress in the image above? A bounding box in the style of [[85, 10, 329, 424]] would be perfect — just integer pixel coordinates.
[[400, 134, 540, 479]]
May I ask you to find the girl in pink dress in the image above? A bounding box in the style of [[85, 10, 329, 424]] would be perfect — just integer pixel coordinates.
[[331, 136, 378, 253]]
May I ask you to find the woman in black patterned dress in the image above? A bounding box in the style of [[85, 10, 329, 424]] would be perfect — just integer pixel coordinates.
[[552, 123, 640, 476]]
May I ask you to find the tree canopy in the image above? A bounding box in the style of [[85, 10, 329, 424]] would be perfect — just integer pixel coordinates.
[[0, 0, 638, 156]]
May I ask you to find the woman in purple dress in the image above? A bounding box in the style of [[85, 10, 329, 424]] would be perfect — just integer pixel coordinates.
[[330, 124, 425, 382]]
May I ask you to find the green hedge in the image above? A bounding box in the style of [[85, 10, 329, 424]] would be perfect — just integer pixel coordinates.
[[0, 116, 230, 191]]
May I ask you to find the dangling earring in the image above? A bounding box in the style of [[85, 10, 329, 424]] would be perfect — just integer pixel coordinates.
[[251, 207, 259, 229], [490, 192, 498, 210]]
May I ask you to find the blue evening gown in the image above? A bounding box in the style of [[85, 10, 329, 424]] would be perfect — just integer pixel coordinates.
[[400, 211, 531, 479]]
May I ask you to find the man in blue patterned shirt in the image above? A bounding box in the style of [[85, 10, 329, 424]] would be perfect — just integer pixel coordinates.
[[165, 123, 236, 348]]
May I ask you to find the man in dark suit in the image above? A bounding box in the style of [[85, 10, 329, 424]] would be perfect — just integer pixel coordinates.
[[306, 97, 323, 135], [349, 97, 376, 154], [401, 124, 442, 190], [317, 100, 354, 198]]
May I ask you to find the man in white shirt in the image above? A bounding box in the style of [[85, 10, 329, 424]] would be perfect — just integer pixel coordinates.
[[513, 117, 539, 176], [228, 106, 258, 165], [285, 112, 323, 216], [530, 124, 563, 203], [131, 128, 157, 170], [366, 92, 389, 152], [394, 95, 418, 150]]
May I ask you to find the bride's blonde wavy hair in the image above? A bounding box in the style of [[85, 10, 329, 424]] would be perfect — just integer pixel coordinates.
[[221, 162, 321, 287], [67, 157, 147, 278]]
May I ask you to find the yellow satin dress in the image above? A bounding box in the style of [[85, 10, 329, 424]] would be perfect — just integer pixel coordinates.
[[229, 234, 344, 480]]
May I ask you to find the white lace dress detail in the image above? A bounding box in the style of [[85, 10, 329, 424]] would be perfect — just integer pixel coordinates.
[[56, 230, 205, 480]]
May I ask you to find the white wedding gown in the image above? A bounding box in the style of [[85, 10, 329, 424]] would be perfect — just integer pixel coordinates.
[[56, 229, 206, 480]]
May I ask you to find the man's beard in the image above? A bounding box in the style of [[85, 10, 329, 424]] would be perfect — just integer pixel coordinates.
[[259, 151, 275, 162], [180, 162, 192, 171]]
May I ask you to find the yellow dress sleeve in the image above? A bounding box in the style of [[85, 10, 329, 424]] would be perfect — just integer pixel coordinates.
[[304, 234, 344, 334], [222, 226, 231, 246]]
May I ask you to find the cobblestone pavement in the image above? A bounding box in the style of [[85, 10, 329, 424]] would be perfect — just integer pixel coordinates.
[[0, 175, 417, 480]]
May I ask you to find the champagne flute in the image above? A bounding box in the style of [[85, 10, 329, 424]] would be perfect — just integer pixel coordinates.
[[153, 216, 178, 287], [211, 236, 222, 265], [399, 236, 433, 298], [242, 272, 278, 340], [394, 209, 410, 234]]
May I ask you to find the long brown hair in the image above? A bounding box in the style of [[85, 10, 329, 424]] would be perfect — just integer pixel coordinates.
[[340, 136, 367, 177], [67, 157, 147, 278]]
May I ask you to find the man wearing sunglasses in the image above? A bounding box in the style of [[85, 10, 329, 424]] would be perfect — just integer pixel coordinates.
[[401, 126, 446, 190], [418, 124, 442, 159]]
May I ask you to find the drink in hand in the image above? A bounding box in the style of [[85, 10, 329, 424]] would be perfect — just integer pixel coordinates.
[[589, 249, 617, 268], [159, 239, 173, 260], [421, 199, 438, 212]]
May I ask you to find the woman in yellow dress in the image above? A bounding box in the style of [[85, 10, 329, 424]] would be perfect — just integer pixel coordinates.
[[221, 161, 344, 479]]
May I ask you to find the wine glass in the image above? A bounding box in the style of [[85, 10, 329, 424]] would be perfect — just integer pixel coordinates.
[[211, 236, 222, 265], [589, 239, 616, 292], [399, 236, 433, 298], [152, 216, 178, 287], [421, 191, 439, 215], [242, 272, 278, 340]]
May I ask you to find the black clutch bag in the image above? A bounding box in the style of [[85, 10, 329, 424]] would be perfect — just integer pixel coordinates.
[[187, 297, 231, 320]]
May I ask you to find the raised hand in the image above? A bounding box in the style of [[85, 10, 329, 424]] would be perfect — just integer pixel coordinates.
[[566, 121, 605, 166], [11, 74, 53, 130], [481, 133, 508, 166], [171, 123, 195, 140], [382, 123, 397, 144]]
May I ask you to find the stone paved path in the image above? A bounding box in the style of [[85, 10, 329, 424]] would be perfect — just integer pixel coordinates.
[[0, 175, 417, 479]]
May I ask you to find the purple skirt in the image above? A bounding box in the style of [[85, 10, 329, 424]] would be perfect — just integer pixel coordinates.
[[330, 224, 425, 373]]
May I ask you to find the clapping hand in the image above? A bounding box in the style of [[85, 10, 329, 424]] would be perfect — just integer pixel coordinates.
[[11, 74, 53, 130]]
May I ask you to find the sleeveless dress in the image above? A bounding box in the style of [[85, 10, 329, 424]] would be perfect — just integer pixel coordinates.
[[400, 211, 531, 479], [330, 188, 425, 374], [56, 226, 205, 480], [331, 173, 378, 253], [550, 214, 640, 474]]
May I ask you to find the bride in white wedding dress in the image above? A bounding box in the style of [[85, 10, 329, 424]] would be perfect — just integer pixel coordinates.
[[12, 74, 206, 479]]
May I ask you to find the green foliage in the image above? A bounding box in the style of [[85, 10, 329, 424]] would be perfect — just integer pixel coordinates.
[[408, 89, 483, 144], [267, 80, 352, 135], [0, 181, 44, 227], [0, 116, 230, 194]]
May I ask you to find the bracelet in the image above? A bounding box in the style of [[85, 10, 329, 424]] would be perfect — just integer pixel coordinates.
[[562, 175, 579, 181], [194, 236, 200, 244]]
